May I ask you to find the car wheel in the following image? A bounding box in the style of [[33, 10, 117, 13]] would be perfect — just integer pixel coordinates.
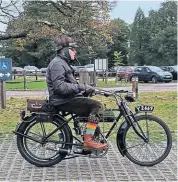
[[129, 76, 133, 82], [116, 75, 121, 81], [165, 81, 171, 83], [151, 76, 158, 83], [144, 81, 148, 83]]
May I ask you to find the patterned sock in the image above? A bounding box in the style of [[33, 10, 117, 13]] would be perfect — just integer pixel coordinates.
[[86, 122, 97, 135], [85, 114, 99, 135]]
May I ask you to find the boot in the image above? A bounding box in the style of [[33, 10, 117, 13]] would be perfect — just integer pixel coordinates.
[[83, 134, 107, 149]]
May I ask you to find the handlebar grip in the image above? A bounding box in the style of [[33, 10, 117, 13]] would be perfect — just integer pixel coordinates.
[[104, 93, 110, 97], [115, 90, 128, 94]]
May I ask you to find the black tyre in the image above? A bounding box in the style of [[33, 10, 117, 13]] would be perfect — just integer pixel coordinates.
[[124, 115, 172, 166], [144, 81, 148, 83], [17, 117, 72, 167], [116, 75, 121, 81], [129, 76, 133, 82], [151, 76, 158, 83]]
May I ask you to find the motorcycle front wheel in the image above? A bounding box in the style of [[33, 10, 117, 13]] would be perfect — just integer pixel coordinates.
[[124, 115, 172, 166]]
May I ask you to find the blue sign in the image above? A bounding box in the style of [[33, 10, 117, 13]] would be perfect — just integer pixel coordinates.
[[0, 59, 12, 81]]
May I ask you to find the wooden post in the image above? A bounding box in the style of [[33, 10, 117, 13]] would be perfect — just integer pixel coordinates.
[[132, 76, 138, 99], [125, 73, 128, 82], [79, 71, 89, 84], [13, 69, 16, 80], [102, 70, 105, 82], [23, 70, 27, 90], [35, 70, 38, 81], [93, 71, 97, 86], [105, 70, 108, 83], [0, 81, 6, 109]]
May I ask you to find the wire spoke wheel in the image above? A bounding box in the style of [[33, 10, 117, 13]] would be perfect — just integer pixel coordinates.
[[124, 115, 172, 166], [24, 121, 64, 160], [17, 118, 72, 167]]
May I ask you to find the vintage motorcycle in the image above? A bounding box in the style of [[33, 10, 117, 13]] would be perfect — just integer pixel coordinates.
[[14, 89, 172, 167]]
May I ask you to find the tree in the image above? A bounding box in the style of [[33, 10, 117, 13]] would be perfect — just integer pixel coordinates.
[[107, 18, 130, 67], [113, 51, 125, 66], [0, 1, 115, 67], [146, 1, 177, 66], [129, 1, 177, 66], [128, 7, 147, 66]]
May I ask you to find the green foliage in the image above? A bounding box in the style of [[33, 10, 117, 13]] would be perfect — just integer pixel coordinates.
[[1, 1, 113, 67], [1, 1, 177, 68], [107, 18, 130, 67], [113, 51, 125, 66], [129, 7, 146, 65], [129, 1, 177, 66]]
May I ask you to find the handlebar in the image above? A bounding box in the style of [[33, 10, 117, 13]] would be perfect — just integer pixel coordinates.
[[94, 88, 129, 97]]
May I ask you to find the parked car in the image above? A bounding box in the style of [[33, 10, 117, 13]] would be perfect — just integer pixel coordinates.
[[40, 68, 47, 74], [24, 66, 40, 74], [107, 67, 117, 77], [131, 66, 173, 83], [12, 67, 24, 74], [85, 64, 94, 72], [160, 66, 177, 80], [113, 66, 121, 71], [71, 66, 87, 76], [84, 64, 106, 76], [117, 66, 135, 81]]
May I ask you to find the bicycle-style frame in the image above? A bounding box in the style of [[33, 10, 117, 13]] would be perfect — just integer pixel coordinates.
[[21, 90, 148, 147]]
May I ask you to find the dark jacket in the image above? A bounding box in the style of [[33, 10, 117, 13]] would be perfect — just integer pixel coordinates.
[[46, 55, 85, 105]]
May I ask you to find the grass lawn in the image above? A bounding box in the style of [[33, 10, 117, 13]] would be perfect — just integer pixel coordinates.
[[6, 80, 47, 90], [0, 91, 177, 142], [97, 80, 130, 87], [6, 78, 131, 90], [6, 76, 46, 90]]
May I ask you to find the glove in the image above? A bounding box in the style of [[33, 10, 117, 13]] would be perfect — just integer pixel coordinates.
[[78, 84, 95, 96], [85, 84, 95, 96]]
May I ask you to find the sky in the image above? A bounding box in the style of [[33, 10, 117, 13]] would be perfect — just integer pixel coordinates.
[[111, 0, 164, 24], [0, 0, 164, 32]]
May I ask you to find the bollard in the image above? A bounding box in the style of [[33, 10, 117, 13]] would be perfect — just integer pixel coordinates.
[[132, 76, 138, 99]]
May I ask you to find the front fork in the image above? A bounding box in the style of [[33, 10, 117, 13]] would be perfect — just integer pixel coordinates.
[[117, 114, 149, 156], [128, 113, 148, 142]]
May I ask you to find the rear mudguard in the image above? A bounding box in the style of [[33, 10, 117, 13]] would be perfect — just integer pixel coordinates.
[[14, 113, 73, 140], [14, 114, 36, 133], [116, 121, 129, 156]]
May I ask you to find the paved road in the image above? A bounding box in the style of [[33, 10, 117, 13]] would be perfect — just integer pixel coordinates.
[[0, 134, 177, 182], [6, 82, 177, 97]]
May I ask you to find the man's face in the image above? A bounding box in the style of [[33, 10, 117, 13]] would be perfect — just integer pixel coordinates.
[[69, 48, 77, 61]]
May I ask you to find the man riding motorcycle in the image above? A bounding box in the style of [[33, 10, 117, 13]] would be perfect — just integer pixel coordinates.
[[46, 36, 107, 149]]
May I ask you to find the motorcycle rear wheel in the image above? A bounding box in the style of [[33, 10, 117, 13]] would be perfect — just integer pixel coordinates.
[[17, 118, 72, 167]]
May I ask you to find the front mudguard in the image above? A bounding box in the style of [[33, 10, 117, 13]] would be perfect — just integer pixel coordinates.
[[116, 121, 129, 156]]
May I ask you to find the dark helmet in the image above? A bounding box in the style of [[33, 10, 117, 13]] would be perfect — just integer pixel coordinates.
[[54, 36, 79, 51]]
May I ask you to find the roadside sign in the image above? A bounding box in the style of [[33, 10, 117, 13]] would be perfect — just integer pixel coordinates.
[[94, 58, 108, 70], [0, 58, 12, 81]]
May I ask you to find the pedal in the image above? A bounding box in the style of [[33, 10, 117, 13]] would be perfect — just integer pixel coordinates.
[[89, 145, 109, 158]]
